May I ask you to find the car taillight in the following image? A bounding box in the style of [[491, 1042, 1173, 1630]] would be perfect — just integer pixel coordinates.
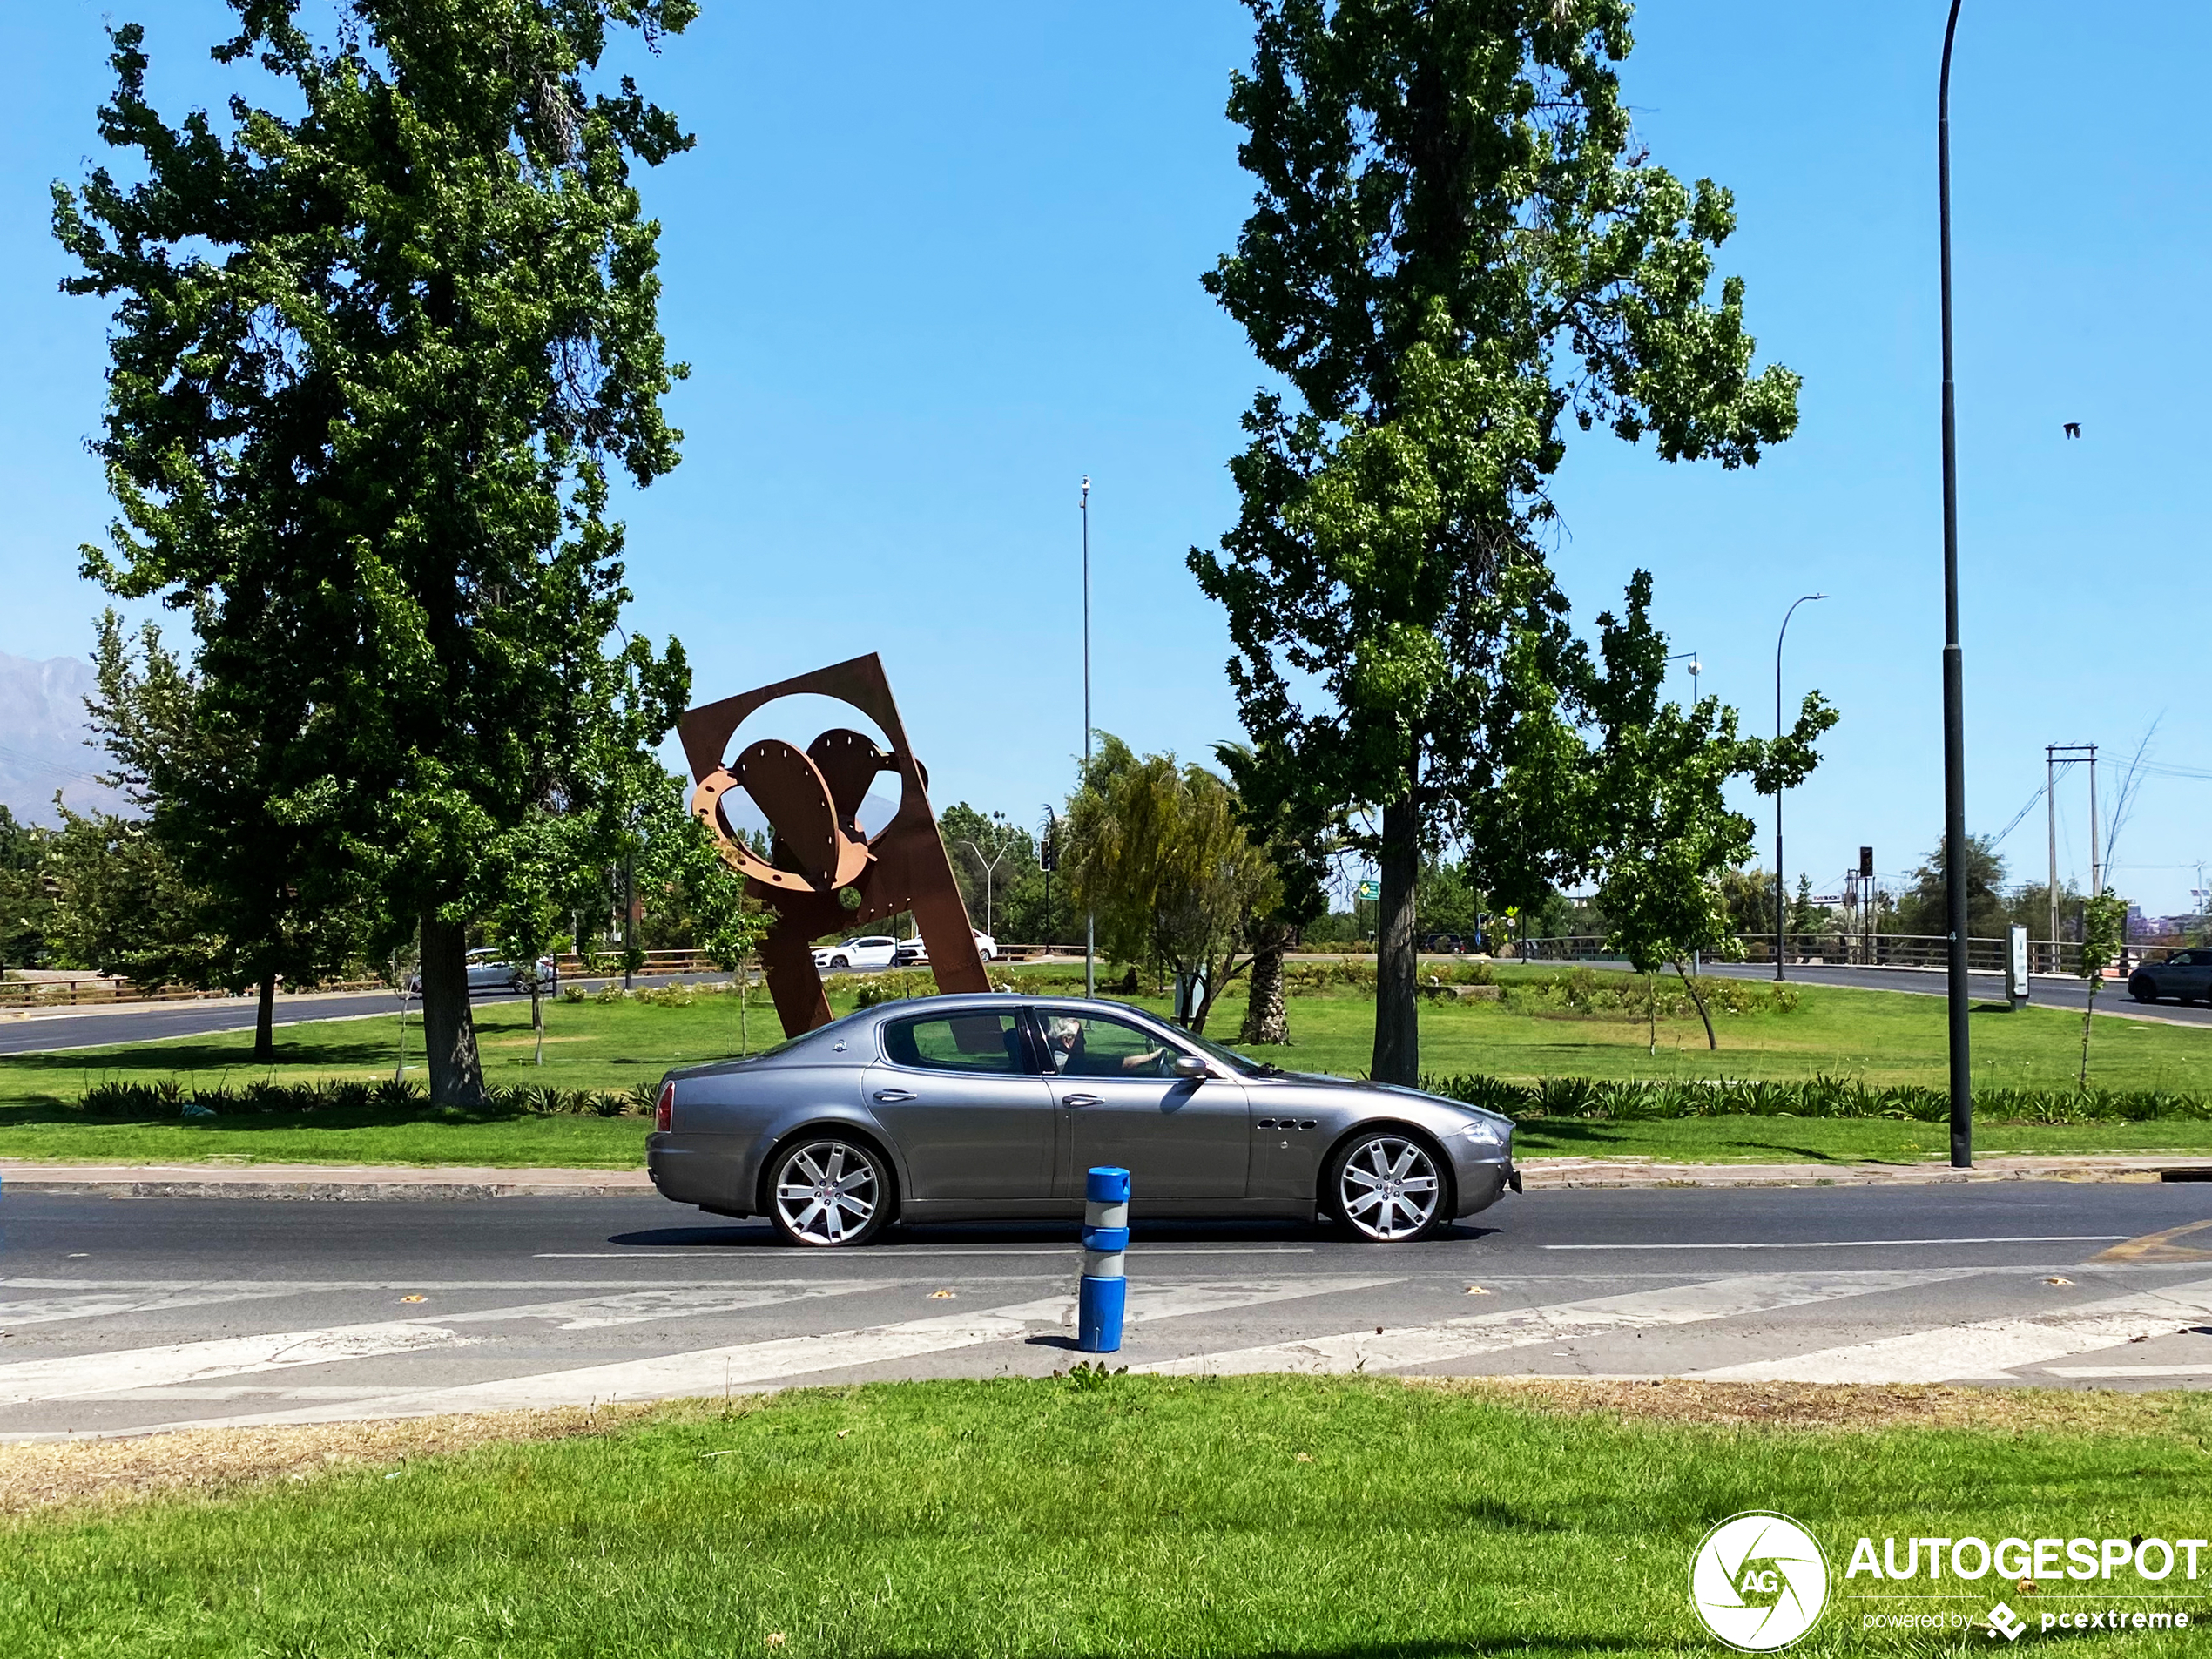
[[654, 1082, 674, 1132]]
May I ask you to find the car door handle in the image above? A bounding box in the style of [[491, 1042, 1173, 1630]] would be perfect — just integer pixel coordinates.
[[873, 1089, 916, 1103], [1062, 1094, 1102, 1107]]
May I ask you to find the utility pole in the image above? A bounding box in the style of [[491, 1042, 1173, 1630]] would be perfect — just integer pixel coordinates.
[[1937, 0, 1972, 1170], [2047, 745, 2059, 966], [2087, 744, 2101, 897], [2047, 743, 2097, 962], [1081, 475, 1095, 999]]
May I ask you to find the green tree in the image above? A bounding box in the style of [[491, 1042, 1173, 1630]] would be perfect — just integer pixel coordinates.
[[1894, 836, 2008, 941], [1217, 742, 1332, 1048], [85, 612, 368, 1058], [42, 808, 214, 988], [0, 807, 53, 974], [1064, 738, 1283, 1035], [1580, 574, 1834, 1049], [1190, 0, 1800, 1084], [56, 0, 697, 1101], [2077, 888, 2128, 1086]]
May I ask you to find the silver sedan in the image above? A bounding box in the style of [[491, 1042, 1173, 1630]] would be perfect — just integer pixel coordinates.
[[646, 995, 1519, 1246]]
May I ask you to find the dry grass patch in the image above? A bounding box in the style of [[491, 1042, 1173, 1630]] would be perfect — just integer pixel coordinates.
[[0, 1399, 709, 1516], [1415, 1374, 2212, 1434]]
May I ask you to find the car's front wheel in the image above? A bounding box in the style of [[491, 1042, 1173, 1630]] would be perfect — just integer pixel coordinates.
[[2132, 978, 2160, 1004], [1325, 1130, 1452, 1243], [830, 954, 850, 969], [766, 1136, 892, 1246]]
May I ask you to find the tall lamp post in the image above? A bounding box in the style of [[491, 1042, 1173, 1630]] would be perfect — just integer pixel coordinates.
[[1666, 650, 1702, 704], [1080, 476, 1095, 999], [1773, 593, 1827, 981], [1938, 0, 1973, 1168]]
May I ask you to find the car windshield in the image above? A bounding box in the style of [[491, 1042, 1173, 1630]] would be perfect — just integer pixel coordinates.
[[1178, 1029, 1278, 1077]]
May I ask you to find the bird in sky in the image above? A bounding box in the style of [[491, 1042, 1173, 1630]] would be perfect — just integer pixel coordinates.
[[2063, 421, 2081, 438]]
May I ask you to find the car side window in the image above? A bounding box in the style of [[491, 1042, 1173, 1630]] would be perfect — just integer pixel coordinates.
[[1039, 1013, 1176, 1079], [881, 1013, 1031, 1075]]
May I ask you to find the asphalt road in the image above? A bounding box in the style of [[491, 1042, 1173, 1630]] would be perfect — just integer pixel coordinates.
[[1693, 959, 2212, 1028], [3, 1182, 2210, 1440]]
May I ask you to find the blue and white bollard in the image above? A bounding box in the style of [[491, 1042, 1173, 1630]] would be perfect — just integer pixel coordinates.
[[1077, 1165, 1130, 1353]]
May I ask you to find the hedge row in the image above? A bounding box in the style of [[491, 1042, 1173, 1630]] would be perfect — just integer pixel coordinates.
[[76, 1077, 660, 1120], [1421, 1072, 2212, 1124]]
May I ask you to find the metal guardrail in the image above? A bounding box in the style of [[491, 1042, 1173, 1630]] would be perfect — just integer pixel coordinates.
[[1507, 934, 2102, 975], [0, 977, 390, 1011]]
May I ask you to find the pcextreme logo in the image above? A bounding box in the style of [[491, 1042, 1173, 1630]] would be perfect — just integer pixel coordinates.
[[1689, 1512, 1831, 1651]]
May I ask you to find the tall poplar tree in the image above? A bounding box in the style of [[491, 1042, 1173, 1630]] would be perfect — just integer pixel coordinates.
[[56, 0, 696, 1101], [1191, 0, 1801, 1083]]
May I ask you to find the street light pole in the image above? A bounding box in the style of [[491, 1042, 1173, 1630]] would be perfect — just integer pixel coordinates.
[[1774, 593, 1827, 981], [1081, 476, 1095, 999], [1665, 650, 1702, 704], [1938, 0, 1973, 1169]]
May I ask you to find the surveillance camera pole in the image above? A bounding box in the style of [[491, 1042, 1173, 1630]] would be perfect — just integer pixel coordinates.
[[1938, 0, 1972, 1168]]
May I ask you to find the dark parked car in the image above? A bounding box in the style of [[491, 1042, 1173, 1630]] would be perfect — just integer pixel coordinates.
[[2129, 948, 2212, 1006], [647, 994, 1518, 1247]]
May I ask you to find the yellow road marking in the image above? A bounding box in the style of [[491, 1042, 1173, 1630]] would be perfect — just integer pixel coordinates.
[[2091, 1218, 2212, 1263]]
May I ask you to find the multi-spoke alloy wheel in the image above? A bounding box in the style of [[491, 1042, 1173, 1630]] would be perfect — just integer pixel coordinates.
[[1327, 1132, 1448, 1243], [768, 1136, 889, 1246]]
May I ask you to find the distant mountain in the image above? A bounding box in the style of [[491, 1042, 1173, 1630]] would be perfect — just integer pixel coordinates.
[[0, 652, 127, 826]]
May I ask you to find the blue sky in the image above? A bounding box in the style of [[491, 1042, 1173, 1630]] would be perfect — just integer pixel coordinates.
[[2, 2, 2205, 916]]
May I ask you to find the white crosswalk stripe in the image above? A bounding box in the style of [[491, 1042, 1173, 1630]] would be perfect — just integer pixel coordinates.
[[121, 1276, 1401, 1432], [1134, 1270, 1989, 1377], [1689, 1278, 2212, 1383], [0, 1287, 312, 1330], [0, 1282, 894, 1403]]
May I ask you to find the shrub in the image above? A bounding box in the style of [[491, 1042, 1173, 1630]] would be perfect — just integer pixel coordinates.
[[1418, 1072, 2212, 1126]]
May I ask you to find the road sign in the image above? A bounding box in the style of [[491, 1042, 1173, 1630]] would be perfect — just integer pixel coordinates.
[[1354, 880, 1380, 901]]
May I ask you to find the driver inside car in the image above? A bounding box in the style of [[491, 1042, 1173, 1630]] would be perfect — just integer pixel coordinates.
[[1042, 1015, 1170, 1077]]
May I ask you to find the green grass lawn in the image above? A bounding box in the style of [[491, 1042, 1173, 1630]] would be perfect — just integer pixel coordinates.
[[5, 1376, 2209, 1656], [0, 966, 2204, 1167]]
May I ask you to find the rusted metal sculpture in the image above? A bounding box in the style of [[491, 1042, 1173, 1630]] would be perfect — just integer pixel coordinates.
[[679, 653, 990, 1036]]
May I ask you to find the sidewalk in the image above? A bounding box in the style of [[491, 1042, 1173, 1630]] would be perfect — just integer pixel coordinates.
[[2, 1154, 2209, 1201]]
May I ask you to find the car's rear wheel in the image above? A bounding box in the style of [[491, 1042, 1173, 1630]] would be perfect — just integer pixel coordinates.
[[1325, 1130, 1451, 1243], [766, 1136, 891, 1246]]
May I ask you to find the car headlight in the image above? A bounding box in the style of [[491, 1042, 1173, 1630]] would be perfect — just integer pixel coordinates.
[[1457, 1116, 1510, 1149]]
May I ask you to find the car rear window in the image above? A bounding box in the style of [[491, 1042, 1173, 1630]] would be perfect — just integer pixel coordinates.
[[881, 1012, 1029, 1074]]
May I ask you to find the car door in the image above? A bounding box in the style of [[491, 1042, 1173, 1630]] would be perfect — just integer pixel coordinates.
[[858, 937, 897, 969], [864, 1008, 1055, 1201], [1039, 1010, 1249, 1200], [465, 953, 503, 991], [2180, 950, 2212, 1001]]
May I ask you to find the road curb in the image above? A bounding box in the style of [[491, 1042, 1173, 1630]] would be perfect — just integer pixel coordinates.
[[0, 1163, 654, 1200], [1516, 1154, 2212, 1190], [3, 1155, 2210, 1200]]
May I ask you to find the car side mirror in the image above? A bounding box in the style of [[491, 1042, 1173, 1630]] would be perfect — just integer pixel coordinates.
[[1170, 1054, 1208, 1080]]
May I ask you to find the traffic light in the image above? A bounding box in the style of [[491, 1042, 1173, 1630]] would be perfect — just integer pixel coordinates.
[[1039, 834, 1057, 873]]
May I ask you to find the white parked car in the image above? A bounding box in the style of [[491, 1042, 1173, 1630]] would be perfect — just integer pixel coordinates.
[[813, 936, 899, 972], [407, 948, 557, 996], [892, 928, 995, 967]]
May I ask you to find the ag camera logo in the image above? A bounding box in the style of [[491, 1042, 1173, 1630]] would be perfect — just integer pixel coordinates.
[[1689, 1512, 1830, 1650]]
